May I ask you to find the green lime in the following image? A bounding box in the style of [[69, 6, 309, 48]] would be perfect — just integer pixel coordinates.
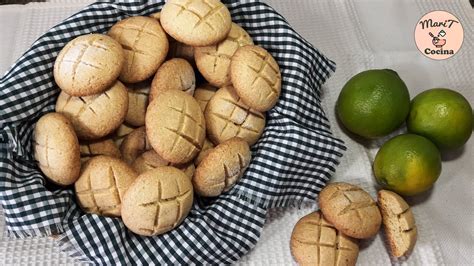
[[407, 88, 472, 150], [337, 69, 410, 138], [373, 134, 442, 196]]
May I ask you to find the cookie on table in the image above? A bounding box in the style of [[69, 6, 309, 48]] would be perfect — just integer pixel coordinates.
[[79, 138, 121, 163], [195, 23, 253, 87], [290, 211, 359, 266], [150, 58, 196, 102], [160, 0, 232, 46], [193, 137, 250, 197], [108, 16, 168, 83], [54, 34, 124, 96], [125, 82, 150, 127], [56, 80, 128, 140], [231, 45, 281, 112], [146, 90, 206, 164], [194, 138, 215, 165], [75, 155, 137, 217], [132, 150, 195, 179], [318, 182, 382, 239], [193, 84, 218, 112], [122, 166, 193, 236], [378, 190, 417, 258], [205, 85, 265, 146], [113, 123, 136, 147], [34, 113, 81, 186]]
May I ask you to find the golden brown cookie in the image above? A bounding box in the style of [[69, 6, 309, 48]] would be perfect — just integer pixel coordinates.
[[125, 82, 150, 127], [75, 155, 137, 217], [132, 150, 195, 179], [56, 80, 128, 140], [146, 90, 206, 164], [290, 211, 359, 266], [34, 113, 81, 186], [378, 190, 417, 258], [108, 16, 169, 83], [160, 0, 232, 46], [120, 127, 150, 164], [231, 45, 281, 112], [121, 166, 193, 236], [80, 139, 121, 163], [194, 84, 218, 112], [150, 11, 161, 20], [149, 58, 196, 102], [193, 137, 250, 197], [194, 138, 215, 165], [113, 123, 136, 147], [168, 38, 195, 63], [195, 23, 253, 87], [205, 86, 265, 146], [319, 182, 382, 239], [54, 34, 124, 97]]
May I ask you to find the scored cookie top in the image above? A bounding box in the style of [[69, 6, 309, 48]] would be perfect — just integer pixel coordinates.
[[79, 139, 121, 163], [160, 0, 232, 46], [150, 58, 196, 102]]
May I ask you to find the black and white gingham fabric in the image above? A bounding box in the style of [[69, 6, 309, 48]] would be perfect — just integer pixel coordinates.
[[0, 0, 345, 264]]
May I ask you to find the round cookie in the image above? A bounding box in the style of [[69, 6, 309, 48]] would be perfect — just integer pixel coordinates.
[[160, 0, 232, 46], [193, 137, 250, 197], [146, 90, 206, 164], [132, 150, 195, 179], [149, 58, 196, 102], [54, 34, 124, 96], [290, 211, 359, 266], [194, 138, 215, 165], [231, 45, 281, 112], [318, 182, 382, 239], [125, 82, 150, 127], [108, 16, 169, 83], [34, 113, 81, 186], [122, 166, 193, 236], [120, 127, 150, 164], [150, 11, 161, 20], [113, 123, 136, 147], [80, 139, 121, 163], [56, 80, 128, 140], [75, 155, 137, 217], [168, 38, 195, 63], [205, 86, 265, 146], [195, 23, 253, 87], [193, 84, 218, 112]]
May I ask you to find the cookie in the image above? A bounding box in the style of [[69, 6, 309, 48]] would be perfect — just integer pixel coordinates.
[[146, 90, 206, 164], [125, 82, 150, 127], [132, 150, 195, 179], [378, 190, 417, 258], [34, 113, 81, 186], [75, 155, 137, 217], [194, 84, 218, 112], [205, 85, 265, 146], [108, 16, 169, 83], [54, 34, 124, 96], [160, 0, 232, 46], [56, 80, 128, 140], [113, 123, 136, 147], [319, 182, 382, 239], [122, 166, 193, 236], [120, 127, 150, 164], [230, 45, 281, 112], [168, 38, 195, 64], [80, 139, 121, 163], [194, 138, 215, 165], [195, 23, 253, 87], [150, 12, 161, 20], [149, 58, 196, 102], [290, 211, 359, 266], [193, 137, 250, 197]]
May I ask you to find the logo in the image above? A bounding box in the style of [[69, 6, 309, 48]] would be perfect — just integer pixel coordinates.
[[415, 11, 464, 60]]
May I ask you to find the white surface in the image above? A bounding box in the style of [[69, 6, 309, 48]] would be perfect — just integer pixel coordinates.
[[0, 0, 473, 265]]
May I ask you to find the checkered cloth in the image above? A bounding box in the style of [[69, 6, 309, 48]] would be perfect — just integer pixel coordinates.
[[0, 0, 345, 264]]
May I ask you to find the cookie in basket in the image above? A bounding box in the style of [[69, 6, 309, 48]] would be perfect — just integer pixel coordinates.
[[149, 58, 196, 102], [132, 150, 195, 179], [193, 84, 218, 112], [122, 166, 193, 236], [194, 138, 215, 165], [113, 123, 136, 147], [120, 126, 150, 164], [108, 16, 168, 83], [124, 82, 150, 127], [34, 113, 81, 186], [55, 80, 128, 140], [79, 138, 121, 163], [205, 85, 265, 146]]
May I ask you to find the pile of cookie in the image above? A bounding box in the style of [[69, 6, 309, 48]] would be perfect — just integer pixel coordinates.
[[290, 182, 418, 265], [34, 0, 281, 237]]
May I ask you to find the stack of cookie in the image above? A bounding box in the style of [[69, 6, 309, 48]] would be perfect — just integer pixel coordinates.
[[34, 0, 281, 237]]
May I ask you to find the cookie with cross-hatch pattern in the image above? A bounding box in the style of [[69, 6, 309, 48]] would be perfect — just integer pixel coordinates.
[[160, 0, 232, 46], [231, 45, 281, 112], [124, 82, 150, 127], [122, 166, 194, 236], [193, 137, 250, 197], [193, 84, 218, 112], [146, 90, 206, 164], [53, 34, 124, 97], [75, 155, 138, 217], [34, 113, 81, 186], [56, 80, 128, 140], [319, 182, 382, 239], [195, 23, 254, 87], [113, 123, 136, 147], [79, 139, 121, 163], [205, 85, 265, 146], [150, 58, 196, 103], [132, 150, 195, 179], [108, 16, 169, 83], [290, 211, 359, 266]]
